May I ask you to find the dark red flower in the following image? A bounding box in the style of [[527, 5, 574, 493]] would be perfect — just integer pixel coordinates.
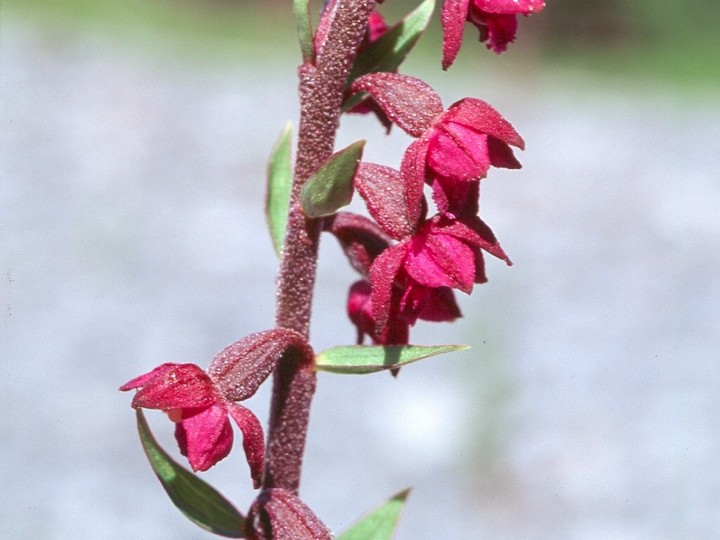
[[368, 215, 507, 337], [348, 279, 411, 345], [120, 363, 264, 485], [442, 0, 545, 67], [350, 74, 524, 215], [403, 97, 524, 215]]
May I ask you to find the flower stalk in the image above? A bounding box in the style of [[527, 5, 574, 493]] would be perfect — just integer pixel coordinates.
[[265, 0, 378, 494]]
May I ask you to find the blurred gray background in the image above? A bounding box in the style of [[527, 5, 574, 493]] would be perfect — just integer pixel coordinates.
[[2, 0, 719, 538]]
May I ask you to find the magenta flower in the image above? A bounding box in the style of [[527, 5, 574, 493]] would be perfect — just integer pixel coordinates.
[[442, 0, 545, 67], [368, 215, 507, 337], [120, 362, 264, 486], [350, 156, 511, 340], [350, 74, 524, 215], [348, 279, 410, 345], [403, 97, 524, 215], [366, 11, 389, 43], [348, 275, 461, 346]]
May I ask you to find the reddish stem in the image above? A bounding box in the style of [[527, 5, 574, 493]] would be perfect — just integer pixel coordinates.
[[263, 0, 377, 493]]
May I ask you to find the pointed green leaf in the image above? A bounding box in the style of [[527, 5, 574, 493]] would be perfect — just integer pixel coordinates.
[[301, 140, 364, 218], [135, 409, 245, 538], [344, 0, 435, 110], [315, 344, 469, 374], [293, 0, 313, 63], [337, 489, 411, 540], [266, 123, 293, 257]]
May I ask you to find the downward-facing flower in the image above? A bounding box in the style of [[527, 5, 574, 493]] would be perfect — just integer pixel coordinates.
[[120, 329, 313, 489], [353, 160, 510, 337], [442, 0, 545, 67], [350, 73, 524, 214], [404, 97, 524, 215], [120, 362, 264, 484], [348, 279, 411, 345], [348, 273, 462, 347]]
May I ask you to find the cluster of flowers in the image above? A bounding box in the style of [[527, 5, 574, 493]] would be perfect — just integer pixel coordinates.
[[334, 74, 523, 345], [332, 0, 543, 346], [120, 0, 543, 490]]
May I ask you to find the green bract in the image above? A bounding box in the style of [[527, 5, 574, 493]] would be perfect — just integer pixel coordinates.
[[301, 140, 364, 218], [338, 489, 411, 540], [266, 123, 293, 256], [293, 0, 313, 63], [315, 344, 469, 374], [135, 409, 245, 538]]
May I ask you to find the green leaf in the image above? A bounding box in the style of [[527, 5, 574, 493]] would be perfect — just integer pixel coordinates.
[[293, 0, 313, 63], [266, 123, 293, 257], [345, 0, 435, 110], [135, 409, 245, 538], [337, 489, 411, 540], [315, 344, 469, 374], [301, 140, 364, 218]]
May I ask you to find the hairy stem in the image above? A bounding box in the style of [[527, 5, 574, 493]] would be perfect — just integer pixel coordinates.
[[263, 0, 377, 493]]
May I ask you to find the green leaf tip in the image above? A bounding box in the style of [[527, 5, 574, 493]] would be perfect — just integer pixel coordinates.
[[345, 0, 435, 111], [337, 488, 412, 540], [293, 0, 313, 63], [135, 409, 245, 538], [266, 122, 293, 257], [301, 140, 365, 218], [315, 344, 469, 374]]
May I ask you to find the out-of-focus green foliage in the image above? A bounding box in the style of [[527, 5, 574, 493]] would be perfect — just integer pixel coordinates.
[[3, 0, 296, 62], [536, 0, 720, 82], [6, 0, 719, 82]]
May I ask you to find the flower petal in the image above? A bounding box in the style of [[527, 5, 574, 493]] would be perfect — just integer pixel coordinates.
[[405, 284, 462, 322], [125, 363, 217, 410], [401, 137, 431, 225], [120, 363, 176, 391], [444, 98, 525, 149], [488, 136, 522, 169], [441, 0, 471, 69], [324, 212, 391, 277], [464, 215, 512, 264], [370, 244, 406, 335], [475, 0, 545, 15], [209, 329, 312, 402], [428, 122, 491, 180], [227, 403, 265, 489], [356, 163, 419, 239], [477, 13, 518, 54], [404, 225, 476, 293], [430, 176, 479, 218], [350, 73, 443, 137], [176, 404, 233, 472], [347, 280, 375, 344]]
